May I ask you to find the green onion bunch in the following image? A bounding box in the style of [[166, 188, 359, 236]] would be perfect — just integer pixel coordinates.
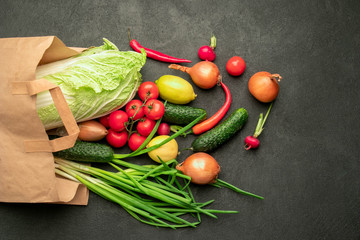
[[55, 158, 237, 228]]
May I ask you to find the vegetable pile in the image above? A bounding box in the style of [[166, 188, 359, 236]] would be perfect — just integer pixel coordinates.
[[42, 34, 283, 228]]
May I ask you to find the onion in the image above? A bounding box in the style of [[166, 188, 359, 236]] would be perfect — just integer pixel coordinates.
[[176, 152, 220, 185], [248, 72, 282, 103], [78, 120, 108, 141], [169, 61, 221, 89]]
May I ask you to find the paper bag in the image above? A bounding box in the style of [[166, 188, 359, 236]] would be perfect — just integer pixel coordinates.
[[0, 36, 89, 205]]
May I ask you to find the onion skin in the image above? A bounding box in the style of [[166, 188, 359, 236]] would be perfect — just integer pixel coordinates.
[[169, 61, 221, 89], [248, 72, 282, 103], [176, 152, 220, 185], [78, 120, 108, 142]]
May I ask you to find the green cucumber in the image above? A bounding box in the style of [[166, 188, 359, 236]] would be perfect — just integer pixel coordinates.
[[191, 108, 248, 152], [53, 140, 114, 162], [162, 102, 207, 125]]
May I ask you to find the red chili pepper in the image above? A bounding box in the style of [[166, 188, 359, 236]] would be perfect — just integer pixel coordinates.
[[130, 39, 192, 63], [192, 81, 231, 135], [128, 29, 191, 63]]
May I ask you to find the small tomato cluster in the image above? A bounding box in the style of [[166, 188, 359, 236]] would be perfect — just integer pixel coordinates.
[[97, 81, 170, 151]]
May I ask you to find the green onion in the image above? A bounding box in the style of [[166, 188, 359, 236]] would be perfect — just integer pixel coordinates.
[[55, 158, 238, 228], [212, 179, 264, 200]]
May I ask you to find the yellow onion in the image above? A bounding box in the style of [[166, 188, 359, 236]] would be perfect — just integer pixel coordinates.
[[176, 152, 220, 185], [78, 120, 108, 141]]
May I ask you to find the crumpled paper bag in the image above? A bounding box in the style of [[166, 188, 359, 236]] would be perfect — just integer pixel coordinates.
[[0, 36, 89, 205]]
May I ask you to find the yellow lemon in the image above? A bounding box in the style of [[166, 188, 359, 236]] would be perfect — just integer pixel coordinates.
[[155, 75, 197, 104], [147, 135, 178, 163]]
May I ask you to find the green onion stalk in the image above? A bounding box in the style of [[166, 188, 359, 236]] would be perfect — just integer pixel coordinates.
[[55, 158, 238, 228]]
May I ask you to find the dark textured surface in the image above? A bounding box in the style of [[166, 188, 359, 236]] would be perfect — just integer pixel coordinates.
[[1, 0, 360, 239]]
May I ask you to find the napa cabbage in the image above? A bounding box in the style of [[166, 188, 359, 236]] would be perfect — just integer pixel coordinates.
[[36, 38, 146, 130]]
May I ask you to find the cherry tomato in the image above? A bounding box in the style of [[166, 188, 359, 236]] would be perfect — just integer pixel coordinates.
[[106, 129, 128, 148], [99, 115, 110, 128], [226, 56, 246, 76], [137, 117, 156, 137], [108, 110, 129, 132], [143, 99, 165, 120], [157, 122, 170, 135], [138, 82, 159, 101], [128, 133, 146, 151], [125, 99, 144, 120]]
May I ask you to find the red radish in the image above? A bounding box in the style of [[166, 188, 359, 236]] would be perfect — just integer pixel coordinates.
[[157, 122, 170, 135], [248, 72, 282, 103], [244, 136, 260, 149], [168, 61, 221, 89], [198, 35, 216, 61], [244, 103, 273, 150]]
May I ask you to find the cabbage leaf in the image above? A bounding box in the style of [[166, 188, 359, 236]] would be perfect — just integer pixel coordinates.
[[36, 38, 146, 130]]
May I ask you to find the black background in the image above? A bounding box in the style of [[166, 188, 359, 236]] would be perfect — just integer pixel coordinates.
[[1, 0, 360, 239]]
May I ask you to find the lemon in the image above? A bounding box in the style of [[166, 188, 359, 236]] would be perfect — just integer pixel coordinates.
[[155, 75, 197, 104], [147, 135, 178, 163]]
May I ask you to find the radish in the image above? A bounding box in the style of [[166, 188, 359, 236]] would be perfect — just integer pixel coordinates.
[[244, 103, 273, 150], [198, 35, 216, 61]]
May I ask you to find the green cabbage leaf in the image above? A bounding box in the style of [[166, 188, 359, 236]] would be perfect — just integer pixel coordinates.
[[36, 38, 146, 130]]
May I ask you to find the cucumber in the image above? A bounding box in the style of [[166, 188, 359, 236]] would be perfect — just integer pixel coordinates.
[[162, 102, 207, 125], [191, 108, 248, 152], [53, 140, 114, 162]]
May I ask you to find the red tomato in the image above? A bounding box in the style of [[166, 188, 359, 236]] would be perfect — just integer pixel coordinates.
[[226, 56, 246, 76], [106, 129, 128, 148], [99, 115, 110, 128], [143, 99, 165, 120], [125, 99, 144, 120], [108, 110, 129, 132], [138, 82, 159, 101], [128, 133, 146, 151], [137, 117, 156, 137], [157, 122, 170, 135]]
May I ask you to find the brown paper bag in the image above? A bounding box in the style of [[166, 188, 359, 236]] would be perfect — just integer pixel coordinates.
[[0, 36, 89, 205]]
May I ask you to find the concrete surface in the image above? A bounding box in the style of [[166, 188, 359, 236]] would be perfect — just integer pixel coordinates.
[[1, 0, 360, 239]]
